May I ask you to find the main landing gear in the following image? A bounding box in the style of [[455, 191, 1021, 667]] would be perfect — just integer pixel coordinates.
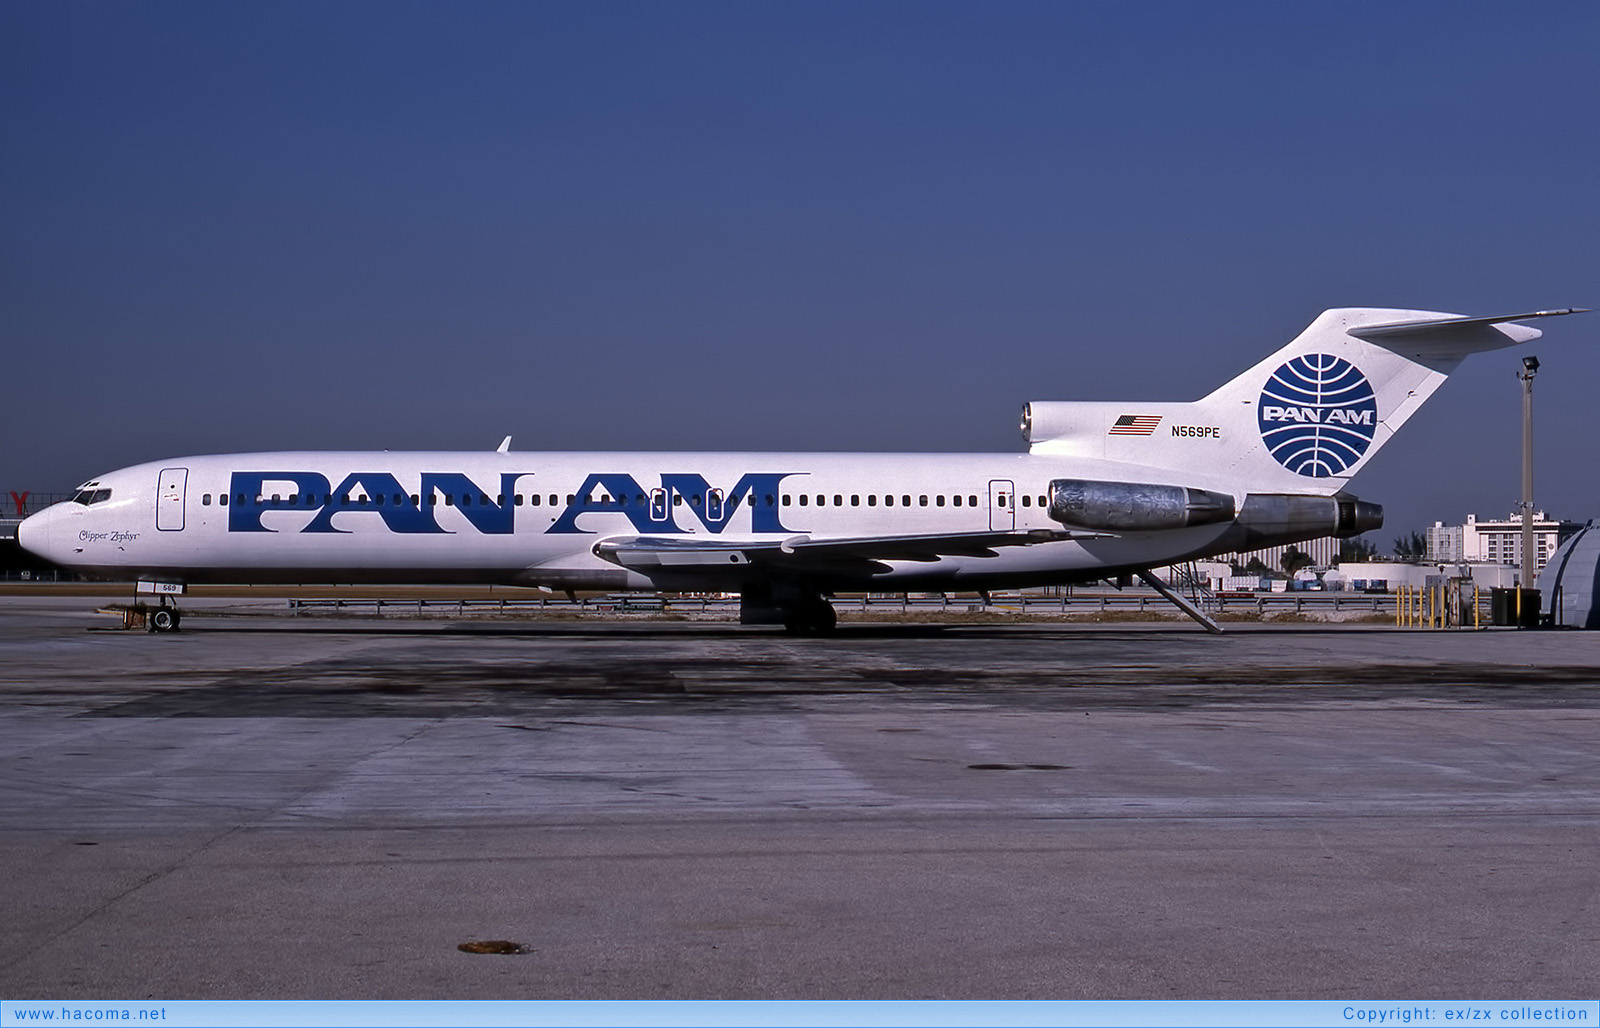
[[782, 596, 837, 636], [740, 584, 839, 635]]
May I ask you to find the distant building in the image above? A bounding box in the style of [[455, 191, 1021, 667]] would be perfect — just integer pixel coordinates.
[[1425, 512, 1580, 574]]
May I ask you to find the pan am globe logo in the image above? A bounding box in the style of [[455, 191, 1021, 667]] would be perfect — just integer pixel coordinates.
[[1258, 354, 1378, 478]]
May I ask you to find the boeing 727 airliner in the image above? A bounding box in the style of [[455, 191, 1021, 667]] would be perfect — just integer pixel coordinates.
[[18, 307, 1587, 632]]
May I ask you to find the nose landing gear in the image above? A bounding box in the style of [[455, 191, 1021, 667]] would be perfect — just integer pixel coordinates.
[[147, 602, 182, 633], [136, 581, 186, 633]]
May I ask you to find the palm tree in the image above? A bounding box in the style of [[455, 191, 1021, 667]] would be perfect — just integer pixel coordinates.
[[1338, 536, 1377, 565], [1280, 546, 1314, 576]]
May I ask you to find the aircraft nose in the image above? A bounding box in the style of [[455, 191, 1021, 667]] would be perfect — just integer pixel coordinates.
[[16, 507, 61, 563]]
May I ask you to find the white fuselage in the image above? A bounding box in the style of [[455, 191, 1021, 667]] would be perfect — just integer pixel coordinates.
[[19, 450, 1241, 591]]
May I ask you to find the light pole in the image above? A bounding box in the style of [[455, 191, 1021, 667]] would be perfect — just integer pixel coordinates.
[[1518, 354, 1539, 596]]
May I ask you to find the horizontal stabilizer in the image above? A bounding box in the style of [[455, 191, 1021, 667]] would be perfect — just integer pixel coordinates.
[[1350, 305, 1587, 337], [1350, 305, 1587, 358]]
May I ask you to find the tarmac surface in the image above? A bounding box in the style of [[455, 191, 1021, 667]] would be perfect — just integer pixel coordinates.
[[2, 593, 1599, 1000]]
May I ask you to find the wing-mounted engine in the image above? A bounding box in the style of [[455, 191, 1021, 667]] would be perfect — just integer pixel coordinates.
[[1047, 478, 1235, 532]]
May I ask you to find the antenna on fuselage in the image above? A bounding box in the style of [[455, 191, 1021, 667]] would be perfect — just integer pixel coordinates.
[[496, 436, 512, 454]]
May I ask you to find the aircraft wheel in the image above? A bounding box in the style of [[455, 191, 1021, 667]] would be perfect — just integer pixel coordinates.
[[783, 600, 836, 635], [149, 607, 178, 633]]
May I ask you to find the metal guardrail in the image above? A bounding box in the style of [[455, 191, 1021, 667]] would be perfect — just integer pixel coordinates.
[[0, 568, 75, 582], [280, 590, 1399, 618], [2, 492, 74, 517]]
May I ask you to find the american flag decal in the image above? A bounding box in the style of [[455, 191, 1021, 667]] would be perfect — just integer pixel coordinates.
[[1109, 414, 1162, 436]]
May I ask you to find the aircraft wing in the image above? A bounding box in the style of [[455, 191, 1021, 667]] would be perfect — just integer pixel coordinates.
[[594, 528, 1101, 575]]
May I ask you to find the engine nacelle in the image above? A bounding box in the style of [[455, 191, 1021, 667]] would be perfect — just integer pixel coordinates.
[[1021, 402, 1076, 445], [1047, 478, 1236, 532], [1231, 493, 1384, 543]]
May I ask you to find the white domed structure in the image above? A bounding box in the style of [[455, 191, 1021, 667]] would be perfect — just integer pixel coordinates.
[[1537, 521, 1600, 629]]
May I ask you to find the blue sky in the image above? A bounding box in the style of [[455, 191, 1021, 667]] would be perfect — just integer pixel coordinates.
[[3, 1, 1596, 540]]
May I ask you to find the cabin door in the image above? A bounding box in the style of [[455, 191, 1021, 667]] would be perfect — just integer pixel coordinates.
[[989, 479, 1014, 531], [156, 468, 188, 531]]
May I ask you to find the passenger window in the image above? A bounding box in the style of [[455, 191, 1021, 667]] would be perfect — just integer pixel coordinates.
[[783, 495, 792, 506], [919, 495, 928, 507], [219, 494, 228, 507], [514, 495, 523, 506], [1022, 495, 1031, 507], [799, 495, 808, 506], [444, 495, 454, 506], [531, 494, 541, 506], [816, 495, 825, 506], [867, 495, 876, 506], [411, 495, 420, 506], [765, 494, 775, 507], [902, 495, 911, 506], [970, 495, 978, 506], [374, 494, 384, 506], [883, 495, 893, 507], [202, 494, 211, 506], [951, 495, 961, 507], [673, 494, 683, 507], [834, 495, 843, 506], [851, 495, 860, 506], [1039, 495, 1047, 507], [936, 496, 945, 507]]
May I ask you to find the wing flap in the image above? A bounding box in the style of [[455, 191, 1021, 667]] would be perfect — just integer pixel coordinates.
[[594, 528, 1098, 575]]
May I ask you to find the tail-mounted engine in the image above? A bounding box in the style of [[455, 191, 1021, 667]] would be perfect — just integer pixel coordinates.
[[1045, 478, 1383, 547], [1047, 479, 1235, 532]]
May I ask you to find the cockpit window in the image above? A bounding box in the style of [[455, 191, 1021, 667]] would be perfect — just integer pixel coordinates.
[[71, 489, 113, 506]]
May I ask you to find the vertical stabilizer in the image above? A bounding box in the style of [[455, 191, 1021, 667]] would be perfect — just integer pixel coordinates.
[[1024, 307, 1583, 495]]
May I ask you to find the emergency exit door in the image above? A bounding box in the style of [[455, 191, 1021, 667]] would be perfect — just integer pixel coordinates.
[[156, 467, 188, 531]]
